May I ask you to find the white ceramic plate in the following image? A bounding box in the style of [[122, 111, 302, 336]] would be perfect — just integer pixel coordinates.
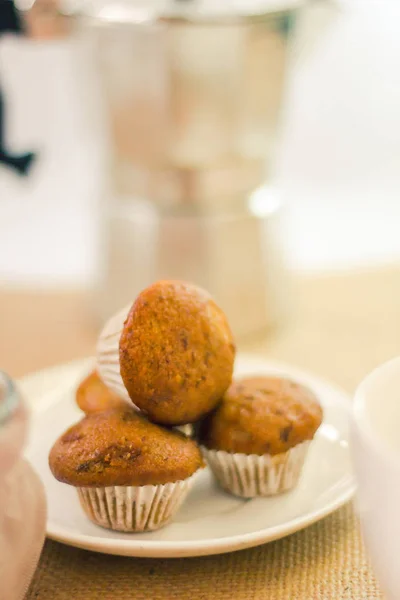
[[22, 354, 355, 558]]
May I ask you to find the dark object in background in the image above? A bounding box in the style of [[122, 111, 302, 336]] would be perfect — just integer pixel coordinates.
[[0, 0, 36, 176], [0, 0, 23, 33]]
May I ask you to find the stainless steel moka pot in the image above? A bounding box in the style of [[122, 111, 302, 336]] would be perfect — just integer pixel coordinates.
[[20, 0, 336, 338]]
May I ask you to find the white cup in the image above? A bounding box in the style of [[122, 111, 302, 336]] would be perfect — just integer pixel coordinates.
[[352, 356, 400, 600]]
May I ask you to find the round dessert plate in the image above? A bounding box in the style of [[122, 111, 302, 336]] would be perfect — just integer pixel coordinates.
[[22, 354, 355, 558]]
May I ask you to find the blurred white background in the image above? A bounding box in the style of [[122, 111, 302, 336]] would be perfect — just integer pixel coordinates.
[[1, 0, 400, 287]]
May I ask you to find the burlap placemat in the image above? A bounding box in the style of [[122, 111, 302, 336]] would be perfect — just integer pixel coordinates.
[[28, 504, 381, 600], [6, 267, 398, 599]]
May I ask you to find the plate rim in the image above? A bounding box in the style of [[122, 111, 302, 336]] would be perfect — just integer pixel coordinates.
[[21, 354, 356, 558]]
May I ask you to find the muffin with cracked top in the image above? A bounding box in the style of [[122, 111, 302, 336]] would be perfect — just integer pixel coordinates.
[[199, 376, 323, 498], [49, 406, 204, 532]]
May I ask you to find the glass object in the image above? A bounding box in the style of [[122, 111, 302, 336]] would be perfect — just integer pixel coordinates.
[[82, 0, 296, 337], [0, 371, 46, 599], [21, 1, 337, 337]]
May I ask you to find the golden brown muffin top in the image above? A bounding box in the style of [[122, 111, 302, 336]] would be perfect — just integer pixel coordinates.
[[119, 280, 235, 426], [76, 370, 126, 415], [200, 376, 323, 456], [49, 407, 204, 487]]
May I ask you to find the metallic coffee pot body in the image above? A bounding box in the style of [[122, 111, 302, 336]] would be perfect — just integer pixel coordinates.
[[21, 0, 320, 337], [85, 0, 300, 338]]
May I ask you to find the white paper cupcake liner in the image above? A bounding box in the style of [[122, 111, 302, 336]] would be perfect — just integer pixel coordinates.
[[97, 304, 131, 403], [202, 441, 310, 498], [77, 471, 198, 532]]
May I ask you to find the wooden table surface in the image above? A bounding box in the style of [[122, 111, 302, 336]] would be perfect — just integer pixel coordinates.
[[1, 267, 399, 392]]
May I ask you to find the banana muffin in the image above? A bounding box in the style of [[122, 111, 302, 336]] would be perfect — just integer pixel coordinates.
[[76, 370, 126, 415], [98, 280, 236, 426], [49, 406, 204, 531], [200, 376, 323, 498]]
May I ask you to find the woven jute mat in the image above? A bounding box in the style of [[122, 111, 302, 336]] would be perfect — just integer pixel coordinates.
[[4, 267, 397, 599], [28, 504, 381, 600]]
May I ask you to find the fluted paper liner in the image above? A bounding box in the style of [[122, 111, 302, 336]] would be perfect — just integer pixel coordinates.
[[77, 472, 199, 532], [202, 441, 310, 498], [97, 304, 132, 403]]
